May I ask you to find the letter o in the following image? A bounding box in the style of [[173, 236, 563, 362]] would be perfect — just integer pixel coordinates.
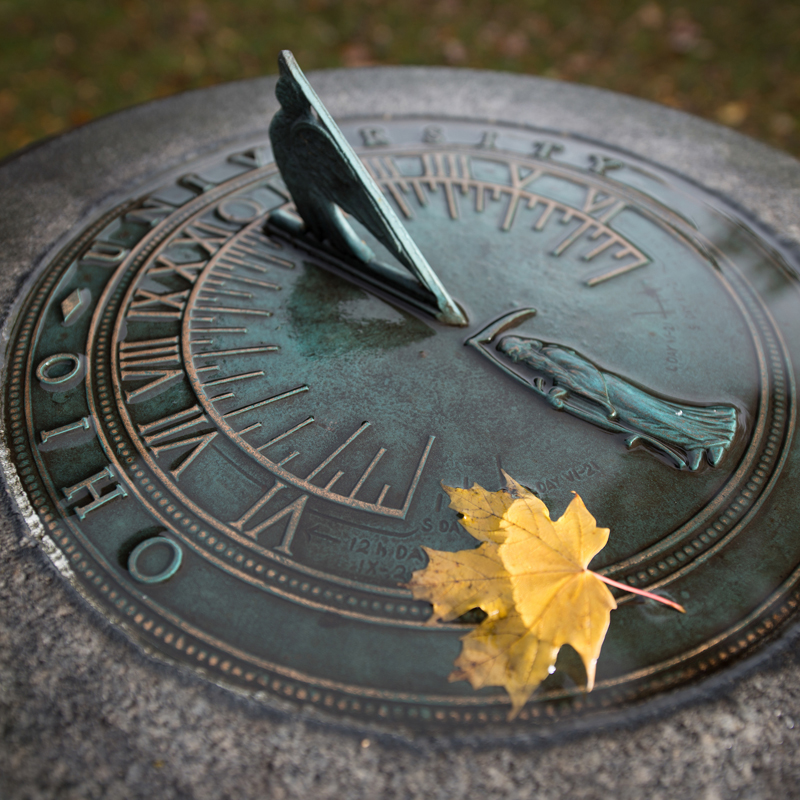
[[36, 352, 82, 386], [216, 197, 264, 224], [128, 536, 183, 584]]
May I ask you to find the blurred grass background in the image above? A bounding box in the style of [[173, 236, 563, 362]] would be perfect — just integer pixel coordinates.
[[1, 0, 799, 160]]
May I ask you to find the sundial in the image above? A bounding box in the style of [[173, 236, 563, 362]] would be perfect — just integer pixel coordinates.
[[3, 52, 800, 737]]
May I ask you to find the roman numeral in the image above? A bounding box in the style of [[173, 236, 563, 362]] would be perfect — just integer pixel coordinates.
[[229, 481, 309, 556], [127, 283, 189, 321], [119, 336, 184, 402], [173, 219, 233, 256], [138, 405, 217, 480], [147, 254, 206, 285], [581, 186, 626, 224]]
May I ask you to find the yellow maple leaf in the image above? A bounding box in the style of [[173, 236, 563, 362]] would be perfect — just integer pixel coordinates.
[[449, 611, 559, 714], [406, 472, 683, 719], [495, 491, 616, 693], [407, 543, 513, 622]]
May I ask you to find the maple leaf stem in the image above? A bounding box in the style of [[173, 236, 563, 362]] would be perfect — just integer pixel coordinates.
[[592, 573, 686, 613]]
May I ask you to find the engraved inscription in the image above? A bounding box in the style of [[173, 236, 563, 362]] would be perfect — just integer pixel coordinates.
[[128, 536, 183, 583], [39, 416, 94, 451], [80, 241, 130, 267], [529, 460, 603, 496], [36, 352, 85, 391], [360, 126, 390, 147], [532, 141, 564, 160], [62, 466, 128, 519], [588, 154, 623, 175]]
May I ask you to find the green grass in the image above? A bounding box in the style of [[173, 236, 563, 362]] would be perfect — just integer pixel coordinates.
[[1, 0, 799, 159]]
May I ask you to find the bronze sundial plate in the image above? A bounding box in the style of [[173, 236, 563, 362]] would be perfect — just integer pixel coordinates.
[[2, 68, 800, 737]]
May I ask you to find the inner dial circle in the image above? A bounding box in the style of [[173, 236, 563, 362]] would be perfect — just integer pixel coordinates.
[[111, 134, 781, 620]]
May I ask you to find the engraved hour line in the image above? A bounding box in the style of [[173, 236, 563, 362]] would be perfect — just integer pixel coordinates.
[[582, 186, 626, 223], [217, 251, 294, 273], [193, 304, 272, 317], [199, 287, 254, 299], [192, 345, 279, 358], [253, 433, 435, 518], [325, 471, 344, 491], [367, 153, 648, 284], [365, 156, 414, 218], [499, 163, 545, 230], [305, 422, 370, 481], [367, 153, 473, 220], [222, 386, 309, 419], [209, 271, 281, 291], [216, 229, 296, 272], [210, 392, 235, 402], [190, 328, 247, 334], [202, 370, 265, 387], [120, 337, 181, 365], [255, 416, 315, 451], [348, 447, 386, 498]]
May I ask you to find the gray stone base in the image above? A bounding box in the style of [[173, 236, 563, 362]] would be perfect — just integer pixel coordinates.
[[4, 67, 800, 798], [4, 515, 800, 799]]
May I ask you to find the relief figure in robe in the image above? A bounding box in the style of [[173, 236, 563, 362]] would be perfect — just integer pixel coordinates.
[[497, 335, 738, 471]]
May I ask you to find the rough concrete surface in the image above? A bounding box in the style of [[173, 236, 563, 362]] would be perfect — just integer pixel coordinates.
[[3, 68, 800, 799]]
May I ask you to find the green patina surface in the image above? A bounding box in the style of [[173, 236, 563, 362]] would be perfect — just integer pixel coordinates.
[[6, 88, 800, 730]]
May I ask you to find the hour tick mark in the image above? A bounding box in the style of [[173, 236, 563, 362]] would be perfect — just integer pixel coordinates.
[[194, 305, 272, 317], [306, 422, 370, 481], [193, 345, 279, 358], [202, 370, 265, 387], [255, 416, 315, 451], [222, 386, 309, 419], [348, 447, 386, 499], [210, 271, 280, 291]]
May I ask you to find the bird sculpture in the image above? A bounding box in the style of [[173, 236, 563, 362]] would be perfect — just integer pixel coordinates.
[[267, 50, 467, 326]]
